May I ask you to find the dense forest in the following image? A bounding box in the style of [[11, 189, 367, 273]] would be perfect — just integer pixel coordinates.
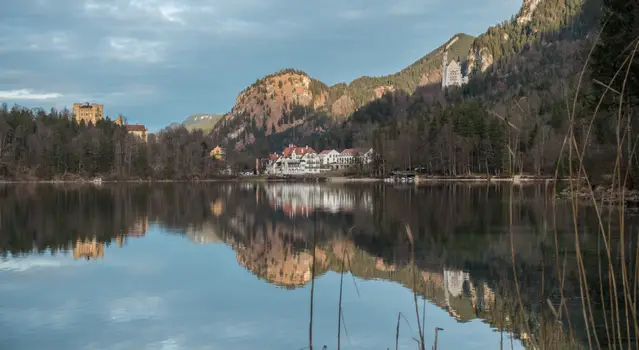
[[0, 105, 258, 180]]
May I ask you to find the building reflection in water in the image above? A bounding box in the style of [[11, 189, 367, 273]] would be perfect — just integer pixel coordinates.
[[265, 184, 373, 217], [72, 217, 149, 261], [72, 238, 104, 261]]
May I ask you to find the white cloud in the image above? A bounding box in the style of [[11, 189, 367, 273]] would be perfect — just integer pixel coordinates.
[[106, 37, 167, 63], [83, 0, 211, 25], [158, 3, 188, 24], [149, 337, 184, 350], [0, 89, 62, 101]]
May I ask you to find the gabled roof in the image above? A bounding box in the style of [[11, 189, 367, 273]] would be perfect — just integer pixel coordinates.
[[125, 124, 147, 132], [294, 146, 316, 155], [319, 149, 337, 155], [447, 60, 461, 70], [342, 148, 370, 155]]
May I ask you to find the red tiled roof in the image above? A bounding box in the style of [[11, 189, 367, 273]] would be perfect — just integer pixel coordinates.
[[125, 124, 147, 132], [341, 148, 356, 154], [294, 146, 316, 155], [319, 149, 336, 155], [269, 153, 279, 161], [282, 147, 293, 157]]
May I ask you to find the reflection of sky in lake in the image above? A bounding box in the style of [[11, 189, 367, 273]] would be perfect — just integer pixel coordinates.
[[0, 225, 524, 350]]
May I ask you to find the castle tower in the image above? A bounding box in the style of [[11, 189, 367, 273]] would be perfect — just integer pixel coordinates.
[[441, 50, 448, 90], [72, 102, 104, 125]]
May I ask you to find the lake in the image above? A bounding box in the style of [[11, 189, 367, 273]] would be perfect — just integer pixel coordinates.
[[0, 182, 636, 349]]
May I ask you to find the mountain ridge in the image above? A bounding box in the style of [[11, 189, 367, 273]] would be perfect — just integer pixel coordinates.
[[212, 32, 476, 149]]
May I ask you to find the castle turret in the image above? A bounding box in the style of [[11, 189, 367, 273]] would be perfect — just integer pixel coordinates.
[[441, 50, 448, 90]]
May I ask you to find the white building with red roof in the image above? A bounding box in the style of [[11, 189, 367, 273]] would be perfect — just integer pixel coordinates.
[[265, 145, 374, 174], [268, 144, 320, 175], [318, 149, 340, 167], [336, 148, 374, 169]]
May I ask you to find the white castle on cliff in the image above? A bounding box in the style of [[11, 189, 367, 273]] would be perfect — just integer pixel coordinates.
[[441, 37, 469, 90]]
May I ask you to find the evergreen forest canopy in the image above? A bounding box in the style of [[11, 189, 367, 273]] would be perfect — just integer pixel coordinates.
[[0, 105, 254, 180], [1, 0, 637, 182]]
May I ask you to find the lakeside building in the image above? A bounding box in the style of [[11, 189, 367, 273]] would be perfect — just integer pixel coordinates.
[[318, 149, 340, 167], [266, 145, 320, 175], [336, 148, 374, 169], [261, 146, 375, 174]]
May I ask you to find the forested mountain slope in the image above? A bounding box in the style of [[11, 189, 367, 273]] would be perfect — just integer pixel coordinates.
[[210, 34, 475, 150], [222, 0, 611, 178]]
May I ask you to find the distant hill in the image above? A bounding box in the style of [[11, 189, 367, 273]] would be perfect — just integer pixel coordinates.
[[167, 122, 182, 130], [182, 114, 224, 132]]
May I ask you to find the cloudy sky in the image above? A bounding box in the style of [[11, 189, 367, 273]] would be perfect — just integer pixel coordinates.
[[0, 0, 521, 132]]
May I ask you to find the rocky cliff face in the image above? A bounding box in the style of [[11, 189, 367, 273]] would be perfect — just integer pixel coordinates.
[[517, 0, 542, 24], [228, 71, 329, 135], [467, 0, 534, 74], [216, 70, 350, 149]]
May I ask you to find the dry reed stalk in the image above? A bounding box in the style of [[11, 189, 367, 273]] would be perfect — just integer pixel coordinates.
[[308, 216, 317, 350], [547, 22, 639, 349], [405, 223, 425, 350], [508, 183, 537, 348]]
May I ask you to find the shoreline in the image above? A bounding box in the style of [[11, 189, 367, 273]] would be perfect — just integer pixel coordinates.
[[0, 175, 564, 184], [414, 176, 560, 183]]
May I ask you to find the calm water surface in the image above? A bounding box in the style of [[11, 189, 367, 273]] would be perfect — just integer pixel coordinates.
[[0, 183, 631, 349]]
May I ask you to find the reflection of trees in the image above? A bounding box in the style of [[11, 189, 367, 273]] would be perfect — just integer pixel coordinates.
[[1, 182, 635, 348], [0, 184, 150, 256], [213, 183, 629, 348]]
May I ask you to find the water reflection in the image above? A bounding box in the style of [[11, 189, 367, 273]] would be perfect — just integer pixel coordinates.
[[0, 183, 635, 349]]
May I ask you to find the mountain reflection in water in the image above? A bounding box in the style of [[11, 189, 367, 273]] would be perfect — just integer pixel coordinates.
[[0, 183, 636, 349]]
